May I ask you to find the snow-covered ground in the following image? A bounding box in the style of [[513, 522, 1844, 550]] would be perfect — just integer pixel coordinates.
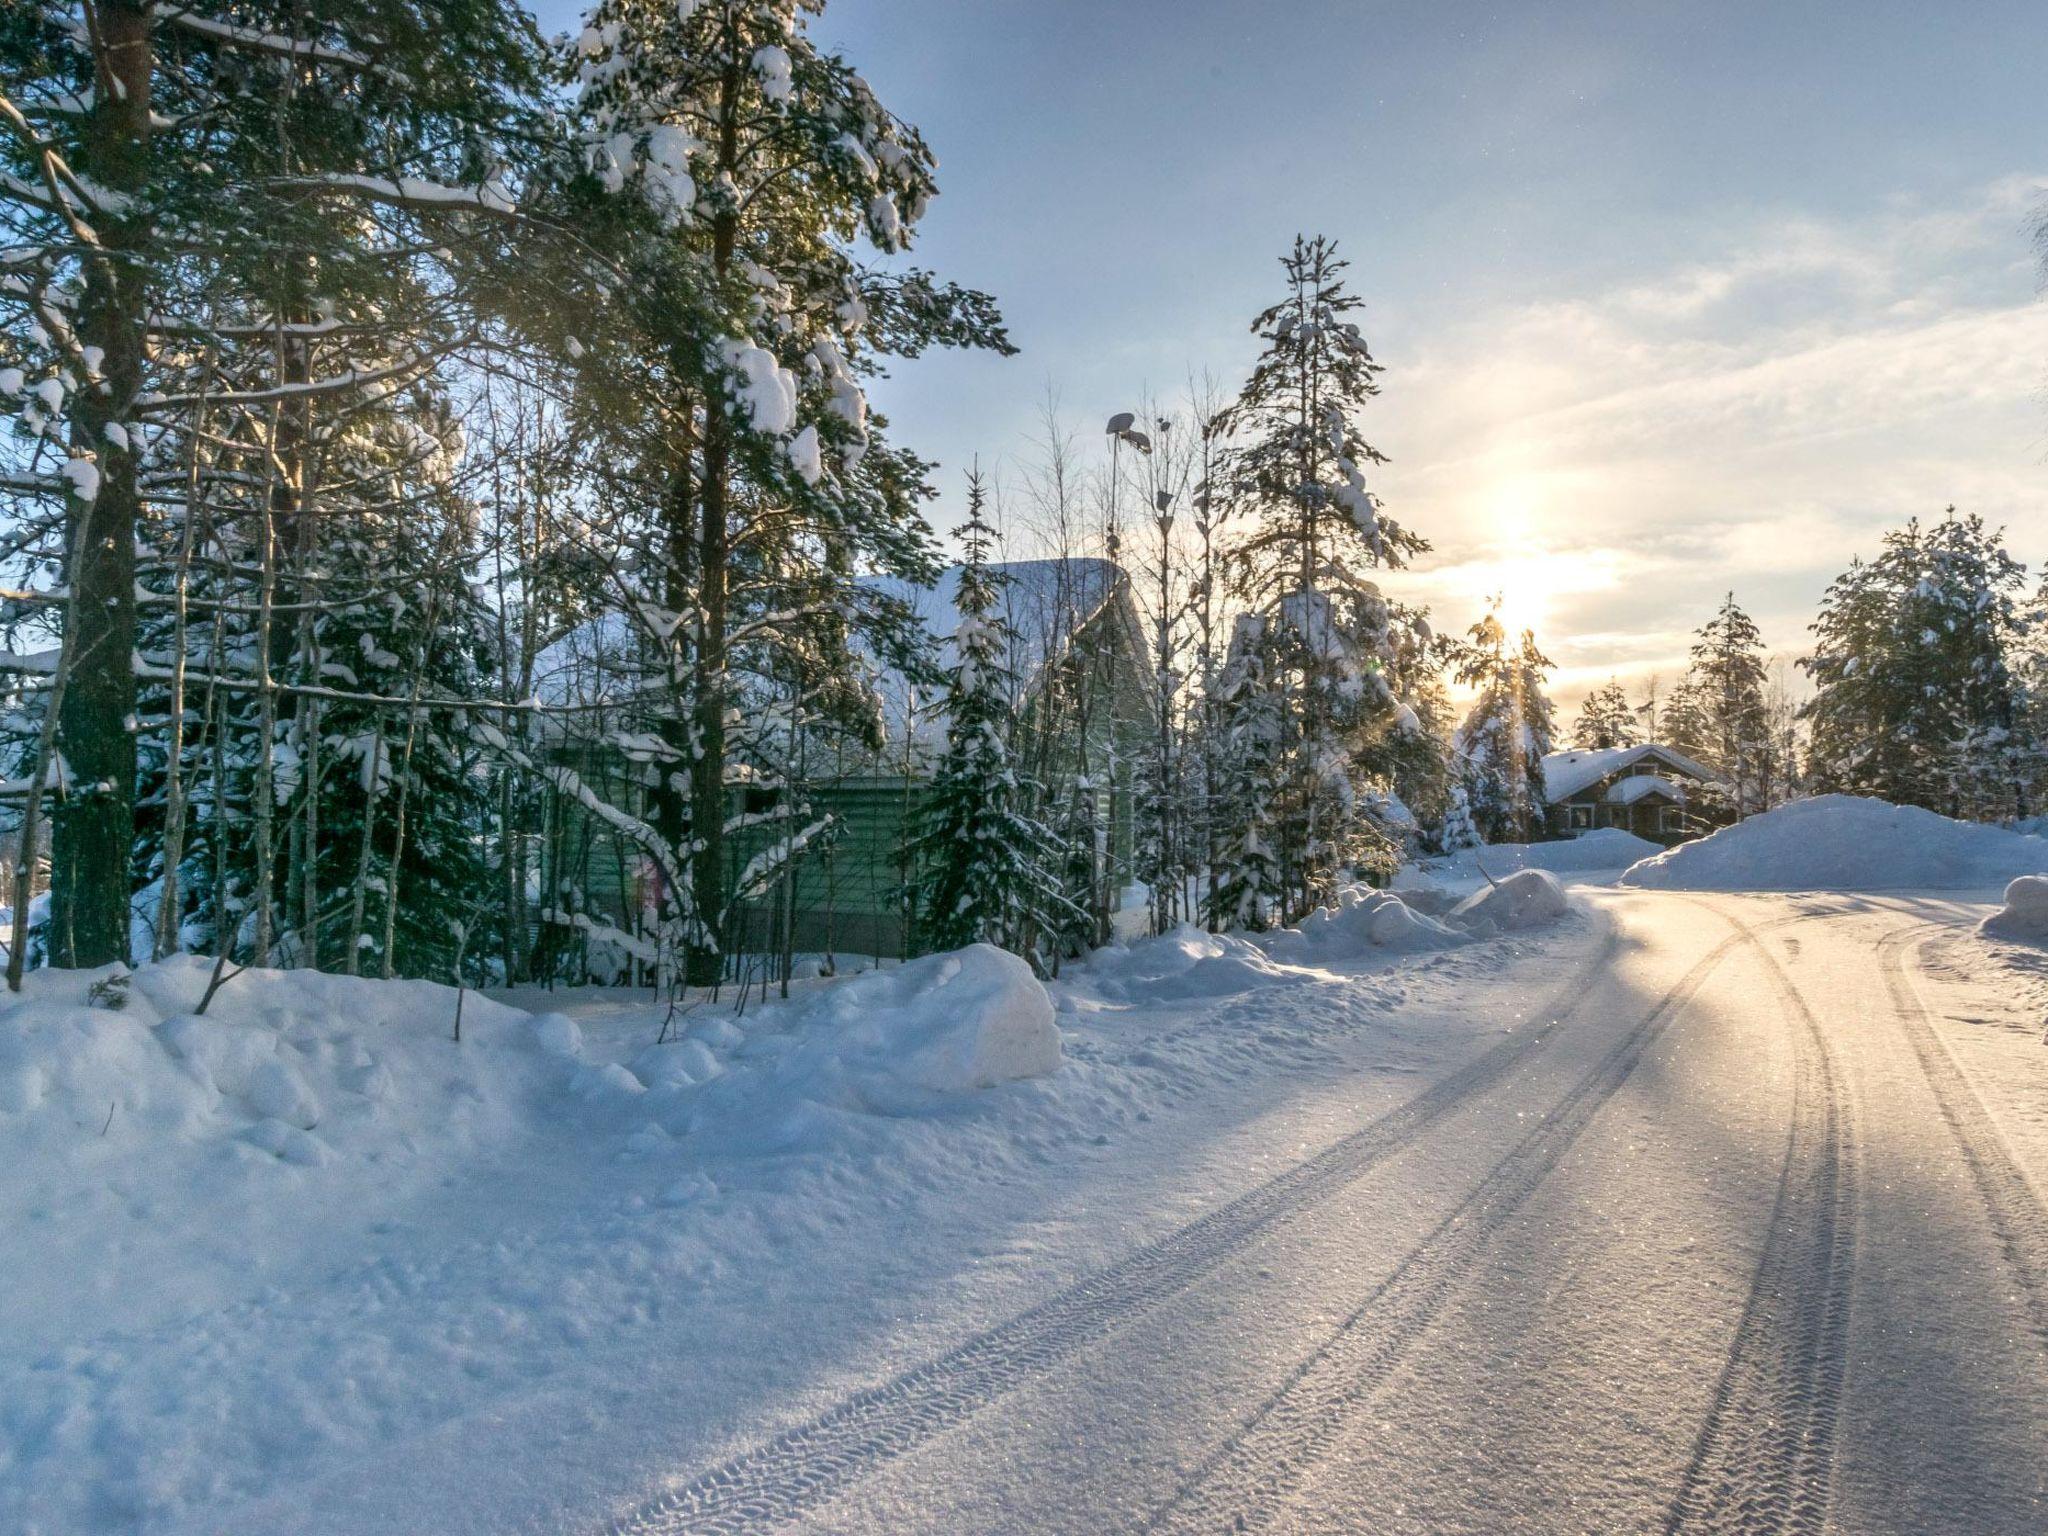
[[0, 885, 1594, 1535], [4, 800, 2046, 1535]]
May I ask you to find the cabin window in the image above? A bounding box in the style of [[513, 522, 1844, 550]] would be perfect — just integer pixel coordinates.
[[1659, 805, 1685, 834], [1568, 804, 1594, 830]]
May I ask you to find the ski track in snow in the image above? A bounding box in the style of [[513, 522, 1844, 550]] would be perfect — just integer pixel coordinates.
[[1138, 909, 1784, 1535], [1661, 901, 1856, 1536], [1882, 928, 2048, 1352], [604, 924, 1627, 1536]]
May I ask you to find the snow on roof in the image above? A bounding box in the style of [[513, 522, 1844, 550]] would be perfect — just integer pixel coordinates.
[[528, 559, 1137, 753], [1539, 743, 1718, 804], [1604, 773, 1686, 805], [864, 557, 1135, 748]]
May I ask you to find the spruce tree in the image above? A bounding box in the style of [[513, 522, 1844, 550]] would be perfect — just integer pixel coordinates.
[[911, 470, 1079, 963], [1688, 593, 1771, 816], [1209, 235, 1427, 921], [1454, 603, 1555, 843], [1572, 680, 1638, 751], [1803, 511, 2036, 819]]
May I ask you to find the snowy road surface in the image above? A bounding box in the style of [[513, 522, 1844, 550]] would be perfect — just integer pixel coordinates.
[[607, 891, 2048, 1536]]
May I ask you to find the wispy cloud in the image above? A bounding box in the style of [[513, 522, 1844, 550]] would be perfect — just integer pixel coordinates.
[[1376, 176, 2048, 707]]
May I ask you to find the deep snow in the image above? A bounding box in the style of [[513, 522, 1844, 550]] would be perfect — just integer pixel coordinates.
[[1619, 794, 2048, 891], [9, 819, 2044, 1536], [0, 886, 1585, 1536], [1978, 875, 2048, 944]]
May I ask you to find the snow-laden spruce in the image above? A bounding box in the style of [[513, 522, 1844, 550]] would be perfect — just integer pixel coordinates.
[[551, 0, 1015, 989], [1203, 236, 1448, 931]]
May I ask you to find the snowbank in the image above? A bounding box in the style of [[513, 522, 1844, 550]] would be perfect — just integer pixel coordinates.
[[1446, 869, 1571, 934], [0, 901, 1600, 1535], [1082, 923, 1316, 1000], [1267, 886, 1465, 959], [0, 956, 547, 1184], [1979, 875, 2048, 944], [1429, 828, 1662, 880], [769, 942, 1060, 1094], [1620, 795, 2048, 892]]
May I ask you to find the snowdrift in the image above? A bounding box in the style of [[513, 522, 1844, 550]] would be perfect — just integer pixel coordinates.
[[1430, 828, 1661, 880], [1446, 869, 1571, 934], [1620, 795, 2048, 892], [1267, 886, 1465, 959], [1979, 875, 2048, 944], [755, 942, 1060, 1095], [0, 956, 550, 1178], [1083, 924, 1316, 1000]]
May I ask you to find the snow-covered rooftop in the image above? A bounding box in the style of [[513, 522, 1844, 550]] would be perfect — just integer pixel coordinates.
[[1539, 743, 1717, 804], [1604, 773, 1686, 805], [528, 558, 1137, 752], [865, 557, 1134, 747]]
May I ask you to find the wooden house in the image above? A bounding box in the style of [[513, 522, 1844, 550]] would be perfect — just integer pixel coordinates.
[[1539, 743, 1724, 847], [533, 558, 1152, 978]]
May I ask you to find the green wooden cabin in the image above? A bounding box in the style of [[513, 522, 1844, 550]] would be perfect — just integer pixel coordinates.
[[534, 558, 1151, 978]]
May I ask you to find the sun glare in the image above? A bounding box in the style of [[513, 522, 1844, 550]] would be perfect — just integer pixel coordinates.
[[1482, 567, 1551, 639]]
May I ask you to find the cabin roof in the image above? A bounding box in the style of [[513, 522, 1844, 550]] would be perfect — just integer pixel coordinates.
[[1540, 743, 1719, 804], [864, 557, 1142, 750], [529, 559, 1144, 757]]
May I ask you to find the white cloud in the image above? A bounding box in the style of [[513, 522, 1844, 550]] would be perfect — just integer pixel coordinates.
[[1374, 176, 2048, 711]]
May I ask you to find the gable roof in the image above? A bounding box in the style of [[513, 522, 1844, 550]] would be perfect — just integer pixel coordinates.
[[527, 558, 1137, 720], [1540, 743, 1719, 804], [864, 557, 1143, 749]]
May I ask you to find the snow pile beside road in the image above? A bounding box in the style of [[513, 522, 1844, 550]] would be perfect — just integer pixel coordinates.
[[1081, 924, 1316, 1000], [1621, 795, 2048, 891], [1430, 828, 1661, 880], [756, 942, 1059, 1095], [1979, 876, 2048, 943], [1267, 886, 1465, 958], [0, 956, 551, 1181], [1446, 869, 1571, 934]]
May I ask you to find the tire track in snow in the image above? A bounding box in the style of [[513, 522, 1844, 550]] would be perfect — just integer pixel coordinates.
[[604, 916, 1662, 1535], [1138, 914, 1763, 1536], [1662, 903, 1857, 1536], [1879, 927, 2048, 1353]]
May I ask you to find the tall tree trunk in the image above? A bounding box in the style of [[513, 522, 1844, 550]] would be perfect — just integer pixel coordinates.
[[686, 405, 730, 987], [50, 1, 151, 968], [155, 357, 213, 959], [684, 46, 743, 989]]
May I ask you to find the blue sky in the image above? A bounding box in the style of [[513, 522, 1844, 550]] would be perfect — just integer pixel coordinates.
[[537, 1, 2048, 704]]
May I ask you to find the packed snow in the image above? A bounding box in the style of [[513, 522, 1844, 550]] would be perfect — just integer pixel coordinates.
[[0, 887, 1587, 1536], [1446, 868, 1572, 934], [1620, 794, 2048, 892]]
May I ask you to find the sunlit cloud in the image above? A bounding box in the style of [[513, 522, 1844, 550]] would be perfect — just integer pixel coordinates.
[[1374, 175, 2048, 711]]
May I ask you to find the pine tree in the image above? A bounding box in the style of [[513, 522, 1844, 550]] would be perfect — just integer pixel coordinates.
[[911, 469, 1079, 963], [1208, 235, 1427, 922], [1454, 603, 1555, 843], [1571, 680, 1638, 751], [2, 3, 549, 968], [1803, 511, 2036, 819], [1688, 593, 1771, 816], [568, 0, 1013, 985]]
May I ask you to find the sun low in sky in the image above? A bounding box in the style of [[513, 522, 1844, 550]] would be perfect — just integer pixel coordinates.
[[536, 0, 2048, 711]]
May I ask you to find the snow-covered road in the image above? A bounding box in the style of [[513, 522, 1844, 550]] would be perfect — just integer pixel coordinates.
[[610, 891, 2048, 1535]]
